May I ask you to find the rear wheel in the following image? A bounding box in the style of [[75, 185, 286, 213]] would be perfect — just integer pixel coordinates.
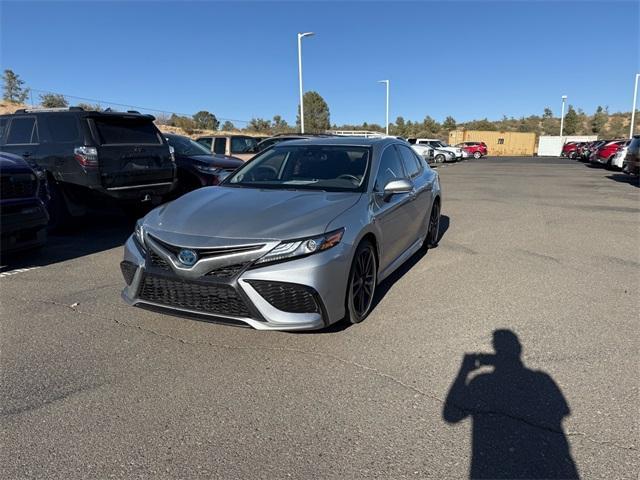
[[47, 180, 71, 230], [346, 241, 377, 324], [473, 151, 482, 159]]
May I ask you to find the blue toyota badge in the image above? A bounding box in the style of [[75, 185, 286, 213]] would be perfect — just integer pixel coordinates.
[[177, 249, 198, 267]]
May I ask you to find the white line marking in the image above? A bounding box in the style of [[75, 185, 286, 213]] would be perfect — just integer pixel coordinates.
[[0, 267, 41, 278]]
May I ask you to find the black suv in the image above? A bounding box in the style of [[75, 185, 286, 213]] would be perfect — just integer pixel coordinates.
[[0, 107, 177, 224]]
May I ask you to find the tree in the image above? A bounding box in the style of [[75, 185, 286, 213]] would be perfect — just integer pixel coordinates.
[[605, 116, 626, 138], [247, 118, 272, 132], [2, 69, 29, 103], [77, 102, 103, 112], [591, 106, 608, 134], [563, 105, 579, 135], [220, 121, 235, 132], [296, 91, 330, 133], [272, 115, 290, 133], [40, 93, 68, 108], [169, 113, 197, 134], [442, 116, 457, 131], [392, 116, 407, 137], [420, 116, 441, 136], [543, 107, 553, 119], [192, 110, 219, 131]]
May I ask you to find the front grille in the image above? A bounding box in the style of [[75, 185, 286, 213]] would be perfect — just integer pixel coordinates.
[[205, 262, 249, 279], [148, 235, 263, 258], [247, 280, 319, 314], [139, 274, 251, 317], [0, 174, 37, 200], [148, 250, 170, 270]]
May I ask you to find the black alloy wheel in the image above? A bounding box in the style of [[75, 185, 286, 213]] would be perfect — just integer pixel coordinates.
[[347, 241, 377, 324], [426, 201, 441, 249]]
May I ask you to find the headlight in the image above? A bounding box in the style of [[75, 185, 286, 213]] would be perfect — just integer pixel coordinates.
[[134, 219, 146, 251], [194, 164, 223, 174], [255, 228, 345, 265]]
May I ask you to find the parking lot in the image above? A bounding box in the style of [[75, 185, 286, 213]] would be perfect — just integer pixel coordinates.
[[1, 157, 638, 479]]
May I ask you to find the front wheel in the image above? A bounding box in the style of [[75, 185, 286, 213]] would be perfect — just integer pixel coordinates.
[[435, 154, 445, 163], [473, 151, 482, 159], [346, 241, 377, 324]]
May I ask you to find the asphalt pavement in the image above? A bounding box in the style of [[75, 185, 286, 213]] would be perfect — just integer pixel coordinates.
[[1, 157, 638, 479]]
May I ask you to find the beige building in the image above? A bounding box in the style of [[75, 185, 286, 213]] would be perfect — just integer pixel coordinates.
[[449, 130, 537, 156]]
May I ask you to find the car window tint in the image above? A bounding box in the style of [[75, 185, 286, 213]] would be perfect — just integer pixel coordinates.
[[6, 117, 38, 144], [93, 118, 160, 144], [197, 138, 212, 149], [375, 146, 405, 191], [214, 138, 226, 154], [47, 114, 80, 142], [0, 118, 8, 144], [397, 145, 421, 177], [231, 137, 258, 153]]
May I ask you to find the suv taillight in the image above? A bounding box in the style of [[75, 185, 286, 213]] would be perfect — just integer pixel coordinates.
[[74, 146, 99, 168]]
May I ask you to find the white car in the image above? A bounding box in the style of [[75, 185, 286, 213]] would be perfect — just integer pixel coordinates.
[[411, 143, 454, 164], [611, 144, 629, 169], [410, 138, 464, 160]]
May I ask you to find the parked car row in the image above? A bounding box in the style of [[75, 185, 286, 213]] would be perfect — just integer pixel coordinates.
[[0, 107, 249, 254], [563, 138, 638, 174]]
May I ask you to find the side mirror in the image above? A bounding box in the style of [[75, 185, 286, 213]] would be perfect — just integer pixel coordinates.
[[383, 178, 413, 201]]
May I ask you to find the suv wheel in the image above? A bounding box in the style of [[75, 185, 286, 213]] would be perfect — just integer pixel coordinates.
[[346, 240, 377, 324], [473, 151, 482, 159], [48, 180, 71, 230]]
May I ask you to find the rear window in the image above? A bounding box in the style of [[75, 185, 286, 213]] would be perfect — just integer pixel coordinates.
[[93, 117, 161, 145], [0, 118, 7, 143], [47, 114, 80, 142], [230, 136, 258, 154], [6, 117, 38, 144]]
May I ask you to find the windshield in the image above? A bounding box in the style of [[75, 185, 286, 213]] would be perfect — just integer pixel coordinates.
[[167, 135, 211, 156], [224, 145, 371, 192]]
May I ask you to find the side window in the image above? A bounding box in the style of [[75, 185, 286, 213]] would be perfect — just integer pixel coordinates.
[[47, 114, 80, 142], [213, 138, 226, 155], [197, 138, 212, 150], [0, 118, 8, 144], [397, 145, 421, 177], [375, 146, 405, 191], [6, 117, 38, 144]]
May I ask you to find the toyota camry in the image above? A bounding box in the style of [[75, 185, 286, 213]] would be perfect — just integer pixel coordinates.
[[120, 137, 441, 330]]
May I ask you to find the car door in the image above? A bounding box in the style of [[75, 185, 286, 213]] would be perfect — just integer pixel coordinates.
[[1, 115, 40, 163], [371, 144, 415, 272], [396, 144, 433, 240]]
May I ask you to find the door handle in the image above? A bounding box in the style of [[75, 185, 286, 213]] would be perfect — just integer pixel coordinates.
[[22, 152, 32, 158]]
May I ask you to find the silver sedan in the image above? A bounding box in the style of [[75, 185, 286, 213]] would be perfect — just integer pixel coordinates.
[[120, 137, 442, 330]]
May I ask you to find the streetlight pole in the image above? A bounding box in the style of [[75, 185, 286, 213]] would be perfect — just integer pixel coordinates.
[[560, 95, 567, 137], [297, 32, 314, 134], [630, 73, 640, 138], [378, 80, 390, 135]]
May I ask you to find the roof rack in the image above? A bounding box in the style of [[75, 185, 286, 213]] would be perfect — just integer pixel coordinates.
[[13, 106, 85, 114], [328, 130, 387, 138]]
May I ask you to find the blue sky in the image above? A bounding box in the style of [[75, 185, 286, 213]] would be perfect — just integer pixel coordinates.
[[1, 1, 638, 127]]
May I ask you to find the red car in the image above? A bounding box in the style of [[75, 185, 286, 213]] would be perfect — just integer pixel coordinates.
[[592, 140, 627, 166], [561, 142, 579, 158], [456, 141, 488, 159]]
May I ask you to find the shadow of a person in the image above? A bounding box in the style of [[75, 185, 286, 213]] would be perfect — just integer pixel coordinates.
[[443, 330, 579, 479]]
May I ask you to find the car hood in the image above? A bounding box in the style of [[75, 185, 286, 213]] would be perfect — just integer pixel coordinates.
[[182, 154, 243, 169], [144, 186, 362, 244], [0, 152, 34, 174]]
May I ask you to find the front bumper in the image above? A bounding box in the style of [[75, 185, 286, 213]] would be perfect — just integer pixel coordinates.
[[0, 200, 49, 252], [120, 235, 352, 331]]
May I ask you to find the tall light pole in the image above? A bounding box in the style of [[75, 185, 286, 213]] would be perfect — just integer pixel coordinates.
[[297, 32, 314, 134], [630, 73, 640, 138], [560, 95, 567, 137], [378, 80, 390, 135]]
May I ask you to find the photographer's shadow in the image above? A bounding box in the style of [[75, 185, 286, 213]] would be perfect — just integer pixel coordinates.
[[443, 330, 579, 479]]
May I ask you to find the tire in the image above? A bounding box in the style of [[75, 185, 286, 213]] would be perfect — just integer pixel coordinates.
[[424, 199, 441, 249], [435, 154, 445, 163], [47, 180, 71, 230], [605, 157, 614, 170], [346, 240, 377, 324], [473, 151, 482, 159]]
